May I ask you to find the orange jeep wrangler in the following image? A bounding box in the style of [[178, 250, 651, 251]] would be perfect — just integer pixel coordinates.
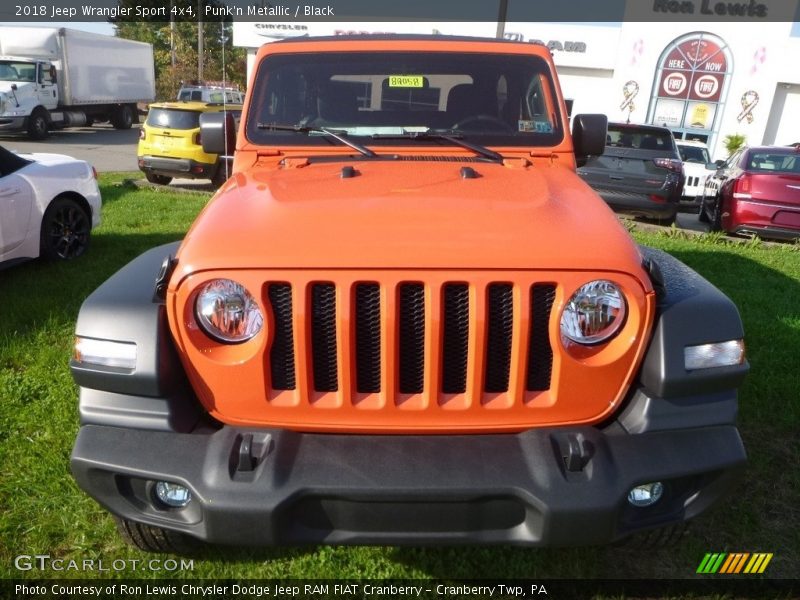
[[70, 36, 748, 552]]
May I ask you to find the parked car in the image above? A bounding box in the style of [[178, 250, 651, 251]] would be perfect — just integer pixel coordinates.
[[137, 101, 242, 188], [700, 145, 800, 239], [578, 122, 685, 225], [676, 139, 711, 211], [177, 83, 244, 105], [0, 144, 101, 267]]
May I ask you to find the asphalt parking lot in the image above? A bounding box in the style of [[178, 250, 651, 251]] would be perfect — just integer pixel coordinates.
[[1, 123, 213, 191], [1, 123, 141, 172]]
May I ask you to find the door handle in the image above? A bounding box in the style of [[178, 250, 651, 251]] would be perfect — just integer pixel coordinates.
[[609, 175, 624, 180], [0, 187, 20, 197]]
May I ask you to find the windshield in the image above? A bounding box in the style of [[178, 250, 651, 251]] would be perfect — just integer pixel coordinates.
[[678, 144, 710, 163], [0, 61, 36, 82], [245, 51, 564, 148]]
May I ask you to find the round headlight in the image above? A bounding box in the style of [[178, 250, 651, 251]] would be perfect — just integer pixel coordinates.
[[195, 279, 263, 343], [560, 280, 627, 345]]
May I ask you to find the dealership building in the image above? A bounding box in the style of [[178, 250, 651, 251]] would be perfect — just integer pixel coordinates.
[[232, 2, 800, 160]]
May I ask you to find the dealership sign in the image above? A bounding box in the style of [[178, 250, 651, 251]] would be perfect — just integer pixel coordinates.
[[658, 37, 727, 103], [651, 33, 730, 131]]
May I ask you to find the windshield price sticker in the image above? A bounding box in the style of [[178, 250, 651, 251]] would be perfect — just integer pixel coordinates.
[[389, 75, 424, 88]]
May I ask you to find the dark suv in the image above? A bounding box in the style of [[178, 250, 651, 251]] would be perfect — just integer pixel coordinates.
[[578, 123, 685, 225]]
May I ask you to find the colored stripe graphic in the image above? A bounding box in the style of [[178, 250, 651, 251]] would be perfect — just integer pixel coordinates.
[[744, 553, 774, 574], [698, 553, 773, 574], [720, 553, 749, 573], [697, 553, 726, 573]]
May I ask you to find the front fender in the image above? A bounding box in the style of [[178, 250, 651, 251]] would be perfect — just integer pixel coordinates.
[[71, 242, 200, 432]]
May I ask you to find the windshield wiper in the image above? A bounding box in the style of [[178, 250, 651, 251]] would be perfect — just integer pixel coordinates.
[[256, 123, 376, 158], [371, 131, 504, 163]]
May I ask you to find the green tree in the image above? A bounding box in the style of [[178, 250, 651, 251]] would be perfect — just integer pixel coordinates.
[[112, 0, 246, 101], [723, 133, 747, 156]]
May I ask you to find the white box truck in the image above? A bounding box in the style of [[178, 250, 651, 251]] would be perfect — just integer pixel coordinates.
[[0, 26, 155, 140]]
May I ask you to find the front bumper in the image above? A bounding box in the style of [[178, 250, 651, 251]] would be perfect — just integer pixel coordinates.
[[71, 421, 745, 547], [0, 116, 27, 131]]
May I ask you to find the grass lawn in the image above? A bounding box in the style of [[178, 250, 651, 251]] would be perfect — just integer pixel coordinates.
[[0, 174, 798, 581]]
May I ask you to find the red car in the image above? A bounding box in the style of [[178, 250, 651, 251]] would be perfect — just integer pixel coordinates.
[[701, 145, 800, 239]]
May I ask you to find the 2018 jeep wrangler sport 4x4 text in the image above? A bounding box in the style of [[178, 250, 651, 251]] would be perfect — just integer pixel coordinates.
[[70, 36, 748, 552]]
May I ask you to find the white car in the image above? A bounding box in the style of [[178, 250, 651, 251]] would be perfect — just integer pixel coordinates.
[[676, 139, 711, 211], [0, 145, 101, 267]]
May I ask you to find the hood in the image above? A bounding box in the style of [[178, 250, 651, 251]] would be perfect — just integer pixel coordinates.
[[16, 152, 81, 166], [0, 79, 32, 95], [682, 162, 710, 177], [174, 159, 648, 281]]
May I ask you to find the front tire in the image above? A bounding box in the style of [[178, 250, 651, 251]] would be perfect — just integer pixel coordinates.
[[114, 517, 201, 554], [708, 197, 723, 232], [27, 108, 49, 140], [698, 195, 710, 223], [40, 197, 91, 260], [211, 164, 229, 188], [111, 104, 133, 130]]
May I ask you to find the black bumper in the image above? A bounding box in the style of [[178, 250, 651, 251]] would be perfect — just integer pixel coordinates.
[[138, 156, 217, 179], [594, 189, 679, 220], [71, 422, 745, 547]]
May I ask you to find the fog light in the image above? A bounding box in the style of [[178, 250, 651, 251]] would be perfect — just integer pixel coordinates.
[[628, 482, 664, 507], [154, 481, 192, 508], [684, 340, 745, 370]]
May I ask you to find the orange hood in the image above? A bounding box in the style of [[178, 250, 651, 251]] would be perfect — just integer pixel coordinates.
[[174, 159, 647, 283]]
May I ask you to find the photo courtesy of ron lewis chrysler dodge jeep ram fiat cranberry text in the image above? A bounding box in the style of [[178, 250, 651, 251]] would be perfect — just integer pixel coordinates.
[[69, 36, 748, 553]]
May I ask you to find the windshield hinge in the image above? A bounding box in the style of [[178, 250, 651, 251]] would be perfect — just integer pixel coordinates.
[[502, 157, 531, 169], [281, 157, 310, 169]]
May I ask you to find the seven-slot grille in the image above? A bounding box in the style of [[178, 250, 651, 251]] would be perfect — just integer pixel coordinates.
[[266, 279, 556, 407]]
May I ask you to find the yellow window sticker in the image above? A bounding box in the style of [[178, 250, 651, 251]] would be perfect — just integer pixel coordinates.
[[388, 75, 424, 88]]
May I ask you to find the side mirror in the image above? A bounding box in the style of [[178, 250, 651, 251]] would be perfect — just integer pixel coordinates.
[[572, 113, 607, 167], [199, 111, 236, 156], [50, 65, 57, 84]]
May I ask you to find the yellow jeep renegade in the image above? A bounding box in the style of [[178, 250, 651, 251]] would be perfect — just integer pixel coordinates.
[[137, 101, 241, 188]]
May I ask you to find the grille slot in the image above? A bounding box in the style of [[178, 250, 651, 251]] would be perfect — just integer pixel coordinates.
[[311, 283, 338, 392], [441, 284, 470, 394], [265, 278, 556, 403], [527, 284, 556, 391], [355, 283, 382, 393], [268, 283, 296, 390], [398, 283, 425, 394], [484, 283, 514, 393]]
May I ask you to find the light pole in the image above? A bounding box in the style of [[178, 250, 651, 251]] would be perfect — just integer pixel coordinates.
[[197, 0, 203, 81]]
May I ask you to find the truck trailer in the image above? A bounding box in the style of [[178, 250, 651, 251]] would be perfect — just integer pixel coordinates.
[[0, 26, 155, 139]]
